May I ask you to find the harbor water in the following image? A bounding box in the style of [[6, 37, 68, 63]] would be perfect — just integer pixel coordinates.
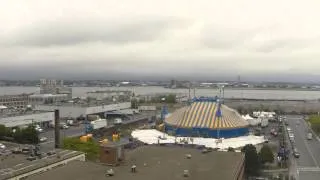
[[0, 86, 319, 100]]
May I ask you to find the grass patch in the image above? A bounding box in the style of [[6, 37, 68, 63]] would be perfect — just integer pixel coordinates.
[[63, 137, 100, 161], [307, 115, 320, 134]]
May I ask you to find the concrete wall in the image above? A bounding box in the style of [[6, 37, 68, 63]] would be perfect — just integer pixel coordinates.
[[0, 112, 54, 127]]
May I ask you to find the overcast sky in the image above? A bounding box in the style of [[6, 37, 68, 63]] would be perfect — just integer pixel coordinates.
[[1, 0, 320, 82]]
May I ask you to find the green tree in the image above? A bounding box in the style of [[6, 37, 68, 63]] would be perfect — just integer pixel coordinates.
[[0, 125, 5, 138], [308, 115, 320, 134], [12, 127, 23, 142], [131, 98, 138, 109], [241, 144, 261, 177], [22, 125, 39, 144], [259, 144, 274, 164], [165, 94, 176, 103]]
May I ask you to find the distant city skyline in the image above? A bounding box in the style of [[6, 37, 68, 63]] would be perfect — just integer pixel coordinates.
[[1, 0, 320, 82]]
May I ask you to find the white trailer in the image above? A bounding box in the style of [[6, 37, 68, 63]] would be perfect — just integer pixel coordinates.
[[114, 118, 123, 125], [90, 119, 107, 130]]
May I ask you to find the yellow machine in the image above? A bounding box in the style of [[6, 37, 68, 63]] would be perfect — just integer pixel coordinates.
[[99, 138, 109, 144], [112, 133, 120, 142], [79, 134, 93, 142], [80, 135, 89, 142], [157, 123, 165, 131]]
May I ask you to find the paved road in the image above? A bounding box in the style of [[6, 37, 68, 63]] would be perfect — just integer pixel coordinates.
[[38, 114, 153, 151], [286, 115, 320, 180]]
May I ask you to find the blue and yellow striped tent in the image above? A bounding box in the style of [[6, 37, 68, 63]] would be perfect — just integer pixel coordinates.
[[165, 101, 249, 138]]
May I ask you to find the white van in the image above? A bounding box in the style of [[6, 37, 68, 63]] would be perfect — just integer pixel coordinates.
[[307, 133, 313, 140]]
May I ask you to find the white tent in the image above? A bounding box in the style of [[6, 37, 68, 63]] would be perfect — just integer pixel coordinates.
[[131, 129, 265, 150], [0, 105, 7, 110]]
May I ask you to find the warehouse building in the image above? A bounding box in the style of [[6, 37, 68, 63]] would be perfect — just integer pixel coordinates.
[[0, 110, 54, 128], [34, 102, 131, 119], [29, 94, 69, 105], [0, 94, 30, 109]]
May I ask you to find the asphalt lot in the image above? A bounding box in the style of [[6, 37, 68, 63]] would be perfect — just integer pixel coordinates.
[[286, 115, 320, 180], [38, 113, 155, 151]]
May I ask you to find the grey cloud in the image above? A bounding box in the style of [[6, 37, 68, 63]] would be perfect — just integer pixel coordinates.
[[1, 16, 189, 47], [254, 38, 315, 53], [201, 27, 260, 49]]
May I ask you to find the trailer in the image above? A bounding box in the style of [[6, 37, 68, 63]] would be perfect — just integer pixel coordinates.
[[91, 119, 107, 130]]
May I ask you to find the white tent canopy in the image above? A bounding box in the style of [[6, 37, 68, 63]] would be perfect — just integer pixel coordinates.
[[0, 105, 7, 110], [131, 129, 265, 150]]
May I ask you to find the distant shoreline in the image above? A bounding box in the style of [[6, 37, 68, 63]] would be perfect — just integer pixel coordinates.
[[0, 85, 319, 92], [166, 87, 320, 91]]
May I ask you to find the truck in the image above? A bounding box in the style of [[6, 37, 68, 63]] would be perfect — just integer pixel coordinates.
[[90, 119, 107, 130], [114, 118, 123, 125], [307, 133, 313, 140]]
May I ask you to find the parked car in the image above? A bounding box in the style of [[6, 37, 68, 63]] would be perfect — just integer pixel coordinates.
[[307, 133, 313, 140], [39, 137, 48, 142], [12, 147, 22, 154], [0, 143, 6, 149], [26, 156, 36, 161], [293, 148, 300, 158], [47, 150, 56, 156], [21, 147, 31, 154], [60, 123, 69, 129]]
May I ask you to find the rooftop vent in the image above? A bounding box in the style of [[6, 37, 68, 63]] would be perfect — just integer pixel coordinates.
[[106, 169, 114, 176], [185, 154, 192, 159], [131, 165, 137, 173], [183, 170, 190, 177]]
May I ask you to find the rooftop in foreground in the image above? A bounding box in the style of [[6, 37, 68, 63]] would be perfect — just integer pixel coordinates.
[[0, 148, 84, 180], [28, 146, 244, 180]]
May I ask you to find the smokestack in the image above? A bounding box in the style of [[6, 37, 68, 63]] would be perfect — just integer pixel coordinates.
[[54, 109, 60, 148]]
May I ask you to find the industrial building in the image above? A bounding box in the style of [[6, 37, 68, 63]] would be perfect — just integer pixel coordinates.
[[34, 102, 131, 119], [28, 94, 69, 105], [0, 94, 30, 109], [28, 146, 245, 180], [40, 79, 72, 98], [86, 90, 132, 101], [0, 109, 54, 128], [165, 97, 249, 138]]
